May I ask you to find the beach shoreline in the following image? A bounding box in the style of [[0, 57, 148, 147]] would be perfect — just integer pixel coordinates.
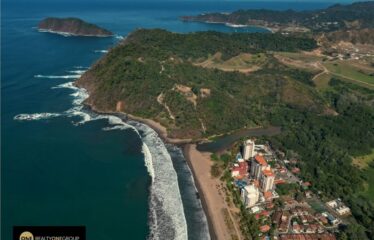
[[182, 144, 217, 240], [83, 103, 221, 239]]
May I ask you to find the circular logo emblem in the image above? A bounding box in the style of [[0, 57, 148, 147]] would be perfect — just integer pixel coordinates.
[[19, 231, 34, 240]]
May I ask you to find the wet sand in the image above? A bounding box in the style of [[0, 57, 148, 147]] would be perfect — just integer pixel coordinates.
[[183, 144, 238, 240]]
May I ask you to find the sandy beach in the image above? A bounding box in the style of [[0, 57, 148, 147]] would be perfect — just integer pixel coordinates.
[[183, 144, 242, 240], [125, 114, 239, 239]]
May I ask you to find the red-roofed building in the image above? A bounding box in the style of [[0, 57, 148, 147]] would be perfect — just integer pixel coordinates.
[[303, 182, 312, 187], [275, 179, 286, 185], [264, 191, 273, 200], [255, 154, 267, 166], [292, 224, 302, 233], [260, 210, 270, 217], [250, 154, 268, 180], [231, 161, 248, 178], [260, 225, 271, 233], [292, 167, 300, 174]]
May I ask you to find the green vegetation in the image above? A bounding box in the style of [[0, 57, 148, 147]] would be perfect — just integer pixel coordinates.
[[361, 165, 374, 202], [78, 29, 374, 239], [195, 53, 267, 73], [353, 149, 374, 203], [267, 78, 374, 239], [223, 169, 260, 240], [276, 183, 299, 196], [313, 72, 332, 89], [324, 62, 374, 87], [38, 17, 112, 36], [183, 2, 374, 32], [78, 29, 321, 138], [210, 153, 231, 178], [353, 149, 374, 169]]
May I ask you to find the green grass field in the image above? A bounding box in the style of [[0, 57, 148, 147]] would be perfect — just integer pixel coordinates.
[[353, 149, 374, 169], [362, 167, 374, 202], [307, 199, 327, 213], [313, 72, 332, 89], [276, 52, 323, 62], [324, 61, 374, 87], [354, 149, 374, 202], [195, 52, 267, 73]]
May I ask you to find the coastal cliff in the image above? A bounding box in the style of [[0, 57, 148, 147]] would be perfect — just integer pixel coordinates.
[[38, 17, 113, 37]]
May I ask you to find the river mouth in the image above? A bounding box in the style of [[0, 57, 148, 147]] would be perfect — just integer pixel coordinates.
[[197, 126, 281, 153]]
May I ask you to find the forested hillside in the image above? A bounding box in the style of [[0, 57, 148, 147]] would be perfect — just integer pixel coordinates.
[[77, 29, 320, 138], [182, 1, 374, 32], [77, 29, 374, 239]]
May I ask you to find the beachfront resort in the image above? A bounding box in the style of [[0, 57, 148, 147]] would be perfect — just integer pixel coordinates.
[[228, 139, 352, 240]]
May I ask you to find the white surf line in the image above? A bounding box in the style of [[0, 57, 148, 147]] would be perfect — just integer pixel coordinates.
[[66, 70, 87, 74], [142, 143, 155, 182], [34, 74, 81, 79], [74, 66, 89, 69], [54, 81, 188, 240], [15, 74, 188, 240], [130, 121, 188, 240], [94, 50, 109, 53], [14, 112, 61, 121], [114, 34, 124, 40]]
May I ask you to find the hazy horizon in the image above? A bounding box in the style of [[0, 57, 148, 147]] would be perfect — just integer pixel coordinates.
[[4, 0, 371, 2]]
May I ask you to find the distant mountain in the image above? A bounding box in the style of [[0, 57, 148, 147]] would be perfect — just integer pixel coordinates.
[[181, 1, 374, 33], [38, 17, 113, 37]]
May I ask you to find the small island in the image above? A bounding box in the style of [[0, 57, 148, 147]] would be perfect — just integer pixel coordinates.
[[38, 17, 113, 37]]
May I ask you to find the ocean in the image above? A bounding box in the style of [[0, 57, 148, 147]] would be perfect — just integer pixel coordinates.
[[1, 1, 335, 239]]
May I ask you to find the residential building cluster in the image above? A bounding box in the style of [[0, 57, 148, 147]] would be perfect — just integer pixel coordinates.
[[228, 139, 348, 240], [232, 139, 277, 208], [326, 199, 351, 216]]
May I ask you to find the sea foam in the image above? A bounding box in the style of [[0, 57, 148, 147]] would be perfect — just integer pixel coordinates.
[[130, 121, 188, 240], [34, 74, 81, 79], [67, 70, 86, 74], [15, 68, 188, 240], [114, 35, 124, 40], [14, 112, 61, 121], [94, 50, 109, 53]]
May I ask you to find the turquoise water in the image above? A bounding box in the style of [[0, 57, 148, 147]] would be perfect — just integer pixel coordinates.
[[2, 1, 334, 239]]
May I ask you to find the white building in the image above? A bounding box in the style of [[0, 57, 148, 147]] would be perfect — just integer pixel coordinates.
[[250, 154, 268, 180], [260, 167, 275, 192], [336, 206, 351, 216], [326, 199, 351, 216], [241, 184, 260, 208], [243, 139, 255, 160]]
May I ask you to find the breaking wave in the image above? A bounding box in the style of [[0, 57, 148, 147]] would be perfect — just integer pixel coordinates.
[[131, 121, 188, 240], [94, 50, 109, 53], [67, 70, 86, 74], [142, 143, 155, 181], [57, 81, 188, 240], [74, 66, 89, 69], [14, 112, 61, 121], [15, 71, 189, 240], [34, 74, 81, 79], [114, 34, 124, 40]]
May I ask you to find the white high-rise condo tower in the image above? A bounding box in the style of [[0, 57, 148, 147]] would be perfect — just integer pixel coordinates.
[[243, 139, 255, 160]]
